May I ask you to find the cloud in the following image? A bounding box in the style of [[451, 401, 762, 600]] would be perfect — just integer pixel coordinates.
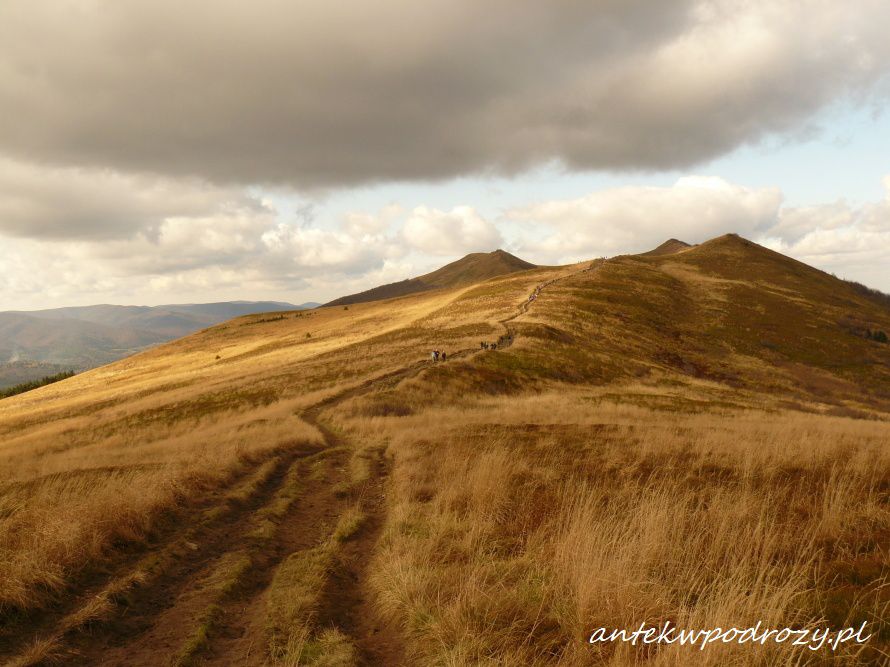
[[0, 181, 408, 308], [507, 177, 782, 262], [506, 174, 890, 290], [402, 206, 503, 256], [0, 158, 269, 240], [261, 223, 399, 275], [0, 221, 400, 308], [342, 204, 403, 237], [0, 1, 887, 188], [3, 171, 890, 310], [763, 176, 890, 287]]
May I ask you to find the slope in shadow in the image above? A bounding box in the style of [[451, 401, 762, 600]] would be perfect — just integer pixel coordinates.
[[325, 249, 536, 307], [639, 238, 693, 256]]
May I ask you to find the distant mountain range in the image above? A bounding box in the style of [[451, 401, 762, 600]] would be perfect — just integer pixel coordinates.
[[326, 249, 536, 306], [0, 301, 318, 388]]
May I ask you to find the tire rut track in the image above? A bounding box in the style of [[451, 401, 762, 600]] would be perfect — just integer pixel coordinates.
[[4, 444, 323, 667], [64, 448, 318, 667], [197, 452, 348, 666], [312, 447, 401, 667], [0, 448, 315, 665]]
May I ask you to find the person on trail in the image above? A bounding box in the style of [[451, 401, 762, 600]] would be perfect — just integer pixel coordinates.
[[491, 342, 497, 350], [430, 351, 436, 362], [434, 349, 440, 361], [480, 341, 485, 349], [442, 351, 447, 361]]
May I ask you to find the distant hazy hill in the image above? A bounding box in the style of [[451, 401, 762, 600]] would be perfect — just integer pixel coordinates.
[[326, 249, 536, 306], [0, 301, 313, 388]]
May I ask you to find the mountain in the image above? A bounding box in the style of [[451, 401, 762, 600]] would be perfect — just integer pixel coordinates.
[[2, 234, 889, 664], [325, 249, 536, 306], [563, 233, 890, 404], [0, 300, 307, 388], [640, 238, 693, 256]]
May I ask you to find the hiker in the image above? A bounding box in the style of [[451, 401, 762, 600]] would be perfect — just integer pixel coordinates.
[[430, 351, 436, 362], [441, 351, 447, 361], [434, 349, 440, 361], [480, 341, 486, 349], [491, 342, 497, 350]]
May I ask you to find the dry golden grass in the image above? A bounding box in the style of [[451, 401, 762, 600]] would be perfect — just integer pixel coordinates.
[[0, 269, 556, 617], [336, 392, 890, 665], [1, 238, 888, 665], [0, 406, 319, 614]]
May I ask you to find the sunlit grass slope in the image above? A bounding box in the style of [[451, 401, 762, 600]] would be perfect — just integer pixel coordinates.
[[0, 264, 564, 617]]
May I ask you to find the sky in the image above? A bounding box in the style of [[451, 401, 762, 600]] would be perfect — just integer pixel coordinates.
[[1, 0, 889, 310]]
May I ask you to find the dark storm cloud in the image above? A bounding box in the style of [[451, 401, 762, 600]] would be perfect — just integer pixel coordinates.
[[2, 0, 886, 189]]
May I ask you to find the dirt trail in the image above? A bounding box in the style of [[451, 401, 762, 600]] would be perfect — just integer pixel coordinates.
[[199, 453, 347, 666], [3, 262, 601, 667], [499, 260, 600, 345], [310, 443, 402, 666], [259, 393, 400, 666], [294, 261, 601, 664]]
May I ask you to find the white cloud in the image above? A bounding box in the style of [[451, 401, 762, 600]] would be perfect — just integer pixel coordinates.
[[505, 174, 890, 291], [402, 206, 503, 256], [764, 176, 890, 287], [3, 168, 890, 311], [507, 177, 782, 263], [0, 173, 408, 308]]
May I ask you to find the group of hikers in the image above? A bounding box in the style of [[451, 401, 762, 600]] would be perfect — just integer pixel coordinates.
[[529, 279, 557, 302], [431, 333, 514, 361], [480, 333, 512, 350]]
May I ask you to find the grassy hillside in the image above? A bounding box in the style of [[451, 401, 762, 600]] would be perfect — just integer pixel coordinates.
[[399, 235, 889, 420], [0, 236, 887, 665]]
